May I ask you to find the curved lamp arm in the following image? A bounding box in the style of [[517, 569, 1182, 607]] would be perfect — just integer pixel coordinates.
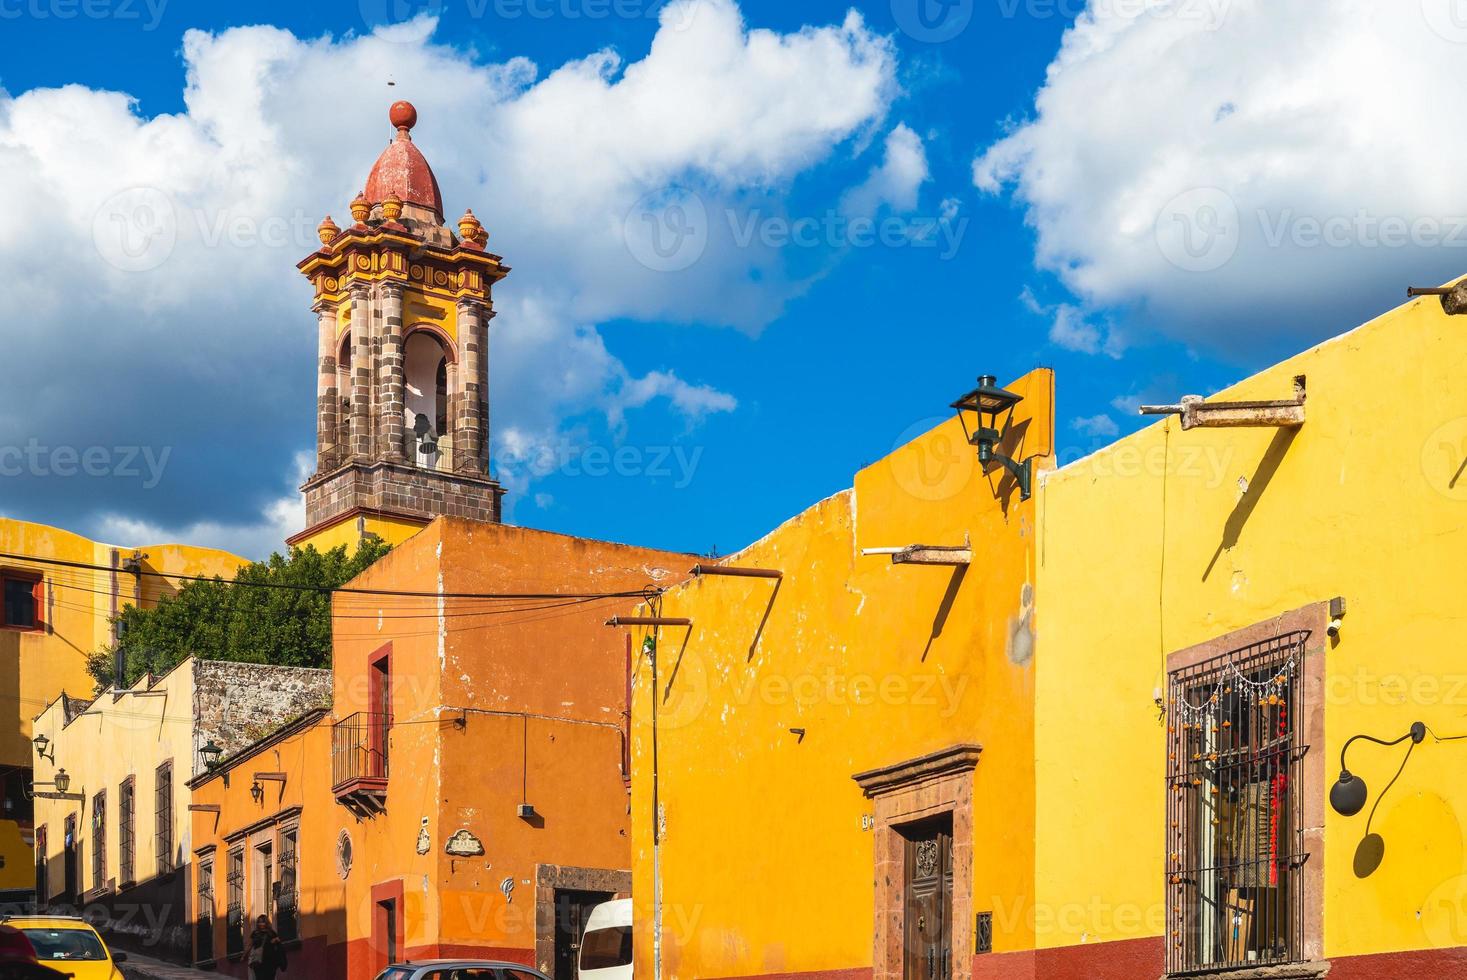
[[1330, 721, 1425, 817]]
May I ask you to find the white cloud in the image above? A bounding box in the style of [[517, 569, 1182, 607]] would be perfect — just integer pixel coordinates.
[[0, 0, 899, 549], [1070, 413, 1119, 438], [1018, 287, 1119, 357], [91, 455, 310, 559], [974, 1, 1467, 354], [841, 123, 929, 217]]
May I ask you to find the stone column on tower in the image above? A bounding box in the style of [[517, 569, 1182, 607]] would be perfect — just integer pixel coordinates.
[[315, 301, 339, 471], [378, 283, 407, 462], [349, 284, 373, 460], [455, 298, 488, 475]]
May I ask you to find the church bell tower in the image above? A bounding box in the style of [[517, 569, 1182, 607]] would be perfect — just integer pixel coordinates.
[[289, 101, 508, 551]]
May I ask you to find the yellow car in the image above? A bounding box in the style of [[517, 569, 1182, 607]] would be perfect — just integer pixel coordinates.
[[3, 917, 127, 980]]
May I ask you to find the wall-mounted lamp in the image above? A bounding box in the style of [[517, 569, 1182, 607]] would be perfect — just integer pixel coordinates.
[[31, 769, 72, 797], [1330, 722, 1426, 816], [200, 740, 224, 769], [32, 734, 54, 763], [951, 375, 1035, 500], [250, 780, 265, 805], [516, 803, 538, 820]]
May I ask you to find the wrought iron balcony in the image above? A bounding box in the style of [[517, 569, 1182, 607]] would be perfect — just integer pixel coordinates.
[[332, 712, 389, 816]]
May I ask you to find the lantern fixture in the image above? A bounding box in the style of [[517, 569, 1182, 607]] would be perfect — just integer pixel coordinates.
[[53, 769, 70, 794], [250, 780, 265, 805], [951, 374, 1034, 500], [1329, 722, 1426, 817], [200, 740, 224, 769], [32, 734, 53, 763]]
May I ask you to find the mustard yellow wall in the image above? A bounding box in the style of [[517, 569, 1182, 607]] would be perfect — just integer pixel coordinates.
[[630, 371, 1053, 979], [32, 661, 200, 902], [292, 514, 427, 555], [1, 519, 243, 766], [1035, 291, 1467, 960]]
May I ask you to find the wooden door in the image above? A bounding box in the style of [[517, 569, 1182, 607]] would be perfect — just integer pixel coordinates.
[[903, 816, 953, 980]]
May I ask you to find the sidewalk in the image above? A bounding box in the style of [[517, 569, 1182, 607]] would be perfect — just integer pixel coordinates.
[[118, 951, 220, 980]]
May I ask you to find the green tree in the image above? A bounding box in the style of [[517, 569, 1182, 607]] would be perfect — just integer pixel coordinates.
[[88, 539, 392, 690]]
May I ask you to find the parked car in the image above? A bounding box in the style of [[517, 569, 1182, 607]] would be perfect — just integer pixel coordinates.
[[374, 960, 550, 980], [3, 916, 127, 980], [578, 899, 632, 980]]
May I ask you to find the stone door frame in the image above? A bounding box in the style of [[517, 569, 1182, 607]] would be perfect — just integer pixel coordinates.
[[855, 744, 982, 980]]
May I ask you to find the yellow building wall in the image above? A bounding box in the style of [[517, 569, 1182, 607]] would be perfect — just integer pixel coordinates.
[[1035, 290, 1467, 962], [291, 514, 427, 555], [630, 371, 1053, 979], [32, 661, 199, 902], [3, 519, 241, 897]]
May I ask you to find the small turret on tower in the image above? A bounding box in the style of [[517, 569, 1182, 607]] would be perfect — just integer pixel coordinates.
[[290, 103, 510, 551]]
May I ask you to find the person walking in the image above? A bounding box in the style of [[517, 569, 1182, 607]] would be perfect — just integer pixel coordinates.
[[244, 916, 287, 980]]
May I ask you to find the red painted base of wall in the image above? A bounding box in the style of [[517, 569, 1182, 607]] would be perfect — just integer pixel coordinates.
[[707, 941, 1467, 980]]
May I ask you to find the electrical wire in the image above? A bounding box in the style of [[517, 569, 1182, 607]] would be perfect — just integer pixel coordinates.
[[0, 551, 659, 601]]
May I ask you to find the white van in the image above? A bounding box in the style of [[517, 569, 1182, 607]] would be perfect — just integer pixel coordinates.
[[577, 899, 632, 980]]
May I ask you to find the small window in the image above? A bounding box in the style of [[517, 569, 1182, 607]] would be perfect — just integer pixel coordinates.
[[118, 778, 135, 886], [196, 858, 215, 962], [226, 847, 245, 957], [90, 791, 106, 892], [156, 761, 174, 875], [1, 573, 41, 631], [579, 925, 633, 971]]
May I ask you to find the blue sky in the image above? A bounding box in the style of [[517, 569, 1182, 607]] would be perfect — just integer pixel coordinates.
[[0, 0, 1456, 557]]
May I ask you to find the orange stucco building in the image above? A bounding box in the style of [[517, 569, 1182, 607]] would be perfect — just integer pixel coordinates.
[[190, 517, 689, 980], [327, 517, 689, 980]]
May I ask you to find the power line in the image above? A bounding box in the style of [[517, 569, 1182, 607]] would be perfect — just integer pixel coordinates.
[[0, 551, 662, 602]]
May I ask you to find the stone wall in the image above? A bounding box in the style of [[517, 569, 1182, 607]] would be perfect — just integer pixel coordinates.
[[190, 661, 332, 778]]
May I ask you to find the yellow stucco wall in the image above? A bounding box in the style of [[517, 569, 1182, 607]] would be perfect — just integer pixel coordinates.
[[292, 514, 427, 555], [2, 519, 241, 896], [32, 660, 199, 901], [1035, 289, 1467, 961], [629, 371, 1053, 978]]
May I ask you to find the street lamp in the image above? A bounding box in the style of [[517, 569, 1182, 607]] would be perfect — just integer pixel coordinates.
[[1330, 722, 1426, 817], [951, 374, 1035, 500], [250, 781, 265, 805], [32, 734, 53, 763], [200, 740, 224, 769], [53, 769, 70, 794]]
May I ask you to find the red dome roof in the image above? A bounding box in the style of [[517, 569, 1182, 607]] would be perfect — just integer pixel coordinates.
[[364, 102, 443, 221]]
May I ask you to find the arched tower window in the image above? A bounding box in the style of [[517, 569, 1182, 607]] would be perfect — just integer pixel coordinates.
[[403, 330, 453, 470]]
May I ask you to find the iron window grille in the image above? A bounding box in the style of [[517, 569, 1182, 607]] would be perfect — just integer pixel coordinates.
[[276, 829, 299, 942], [34, 825, 47, 906], [156, 761, 174, 875], [975, 912, 993, 954], [1165, 631, 1309, 975], [90, 790, 106, 892], [197, 859, 215, 961], [226, 848, 245, 957], [118, 778, 135, 887]]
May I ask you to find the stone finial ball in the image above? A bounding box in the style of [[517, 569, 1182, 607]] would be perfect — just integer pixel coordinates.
[[389, 101, 418, 131]]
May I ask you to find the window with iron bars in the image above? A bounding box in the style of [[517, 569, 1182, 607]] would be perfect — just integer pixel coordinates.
[[276, 828, 299, 942], [118, 777, 135, 887], [34, 825, 47, 905], [226, 847, 245, 958], [196, 858, 215, 962], [1165, 631, 1309, 975], [156, 761, 174, 876], [90, 791, 106, 892]]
